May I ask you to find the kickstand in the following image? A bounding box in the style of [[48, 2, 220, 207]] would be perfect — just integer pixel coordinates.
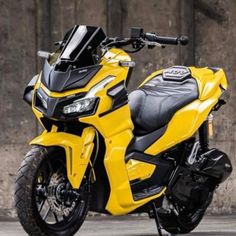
[[151, 201, 163, 236]]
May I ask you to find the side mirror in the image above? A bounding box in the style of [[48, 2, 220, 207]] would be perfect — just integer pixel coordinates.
[[23, 75, 38, 106], [130, 27, 144, 38]]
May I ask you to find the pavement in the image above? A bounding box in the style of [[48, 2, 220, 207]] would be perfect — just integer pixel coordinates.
[[0, 215, 236, 236]]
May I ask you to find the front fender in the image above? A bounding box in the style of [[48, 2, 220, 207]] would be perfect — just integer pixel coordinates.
[[30, 127, 96, 189]]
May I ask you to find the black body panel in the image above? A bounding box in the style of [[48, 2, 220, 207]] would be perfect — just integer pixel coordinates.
[[199, 149, 232, 182], [127, 125, 167, 153], [99, 81, 128, 117], [168, 166, 212, 207], [133, 186, 164, 201], [107, 81, 128, 109], [125, 67, 133, 87], [41, 60, 102, 92], [126, 151, 172, 166], [34, 88, 98, 120], [128, 69, 198, 134], [89, 134, 110, 213], [126, 152, 175, 201], [167, 148, 232, 208]]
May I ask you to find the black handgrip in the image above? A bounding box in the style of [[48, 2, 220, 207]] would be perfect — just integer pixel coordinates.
[[145, 33, 188, 46], [155, 36, 179, 45]]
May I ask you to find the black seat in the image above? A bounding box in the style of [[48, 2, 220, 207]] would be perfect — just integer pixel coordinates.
[[128, 72, 199, 135]]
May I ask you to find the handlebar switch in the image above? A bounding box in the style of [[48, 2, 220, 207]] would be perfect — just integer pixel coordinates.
[[131, 27, 144, 38]]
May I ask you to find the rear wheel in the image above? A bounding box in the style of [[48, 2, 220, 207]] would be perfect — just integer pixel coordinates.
[[158, 193, 213, 234], [15, 146, 90, 236], [158, 207, 205, 234]]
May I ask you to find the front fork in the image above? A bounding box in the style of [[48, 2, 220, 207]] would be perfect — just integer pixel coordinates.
[[30, 127, 96, 189]]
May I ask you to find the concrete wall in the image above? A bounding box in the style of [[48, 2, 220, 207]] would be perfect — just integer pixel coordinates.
[[0, 0, 235, 218], [194, 0, 236, 214]]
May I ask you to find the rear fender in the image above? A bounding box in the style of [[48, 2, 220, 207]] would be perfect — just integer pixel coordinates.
[[30, 127, 96, 188]]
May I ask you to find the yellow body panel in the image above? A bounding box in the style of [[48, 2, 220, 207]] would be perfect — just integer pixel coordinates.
[[144, 67, 227, 155], [145, 91, 221, 155], [190, 67, 227, 100], [103, 129, 166, 215], [30, 127, 95, 189], [30, 47, 228, 216], [126, 159, 156, 181]]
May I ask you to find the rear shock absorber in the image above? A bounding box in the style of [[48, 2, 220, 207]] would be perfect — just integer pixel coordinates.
[[199, 120, 209, 152]]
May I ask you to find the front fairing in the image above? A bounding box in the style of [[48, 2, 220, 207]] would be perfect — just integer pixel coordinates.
[[30, 24, 107, 120], [31, 48, 132, 123], [41, 59, 102, 92]]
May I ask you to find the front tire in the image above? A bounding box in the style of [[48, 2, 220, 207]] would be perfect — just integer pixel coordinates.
[[15, 146, 90, 236]]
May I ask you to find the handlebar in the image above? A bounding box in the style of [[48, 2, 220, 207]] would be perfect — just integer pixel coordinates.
[[101, 27, 189, 52]]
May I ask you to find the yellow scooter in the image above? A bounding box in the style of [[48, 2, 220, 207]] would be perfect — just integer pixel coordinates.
[[15, 25, 232, 236]]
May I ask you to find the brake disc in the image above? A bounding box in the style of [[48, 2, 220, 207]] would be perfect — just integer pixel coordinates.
[[47, 172, 75, 217]]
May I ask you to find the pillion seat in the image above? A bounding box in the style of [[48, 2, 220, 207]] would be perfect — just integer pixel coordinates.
[[128, 66, 199, 135]]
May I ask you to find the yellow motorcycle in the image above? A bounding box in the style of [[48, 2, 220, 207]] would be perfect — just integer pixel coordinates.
[[15, 25, 232, 236]]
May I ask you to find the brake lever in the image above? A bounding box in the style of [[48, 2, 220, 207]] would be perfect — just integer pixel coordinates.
[[142, 40, 165, 49]]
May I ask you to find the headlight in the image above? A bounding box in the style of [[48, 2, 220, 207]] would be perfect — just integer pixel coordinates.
[[63, 97, 96, 114], [62, 76, 115, 115]]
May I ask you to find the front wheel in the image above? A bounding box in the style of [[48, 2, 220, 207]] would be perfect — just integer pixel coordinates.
[[15, 146, 90, 236]]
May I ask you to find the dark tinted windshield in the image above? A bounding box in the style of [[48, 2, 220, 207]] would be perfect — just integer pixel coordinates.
[[41, 26, 106, 91], [58, 25, 106, 68]]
